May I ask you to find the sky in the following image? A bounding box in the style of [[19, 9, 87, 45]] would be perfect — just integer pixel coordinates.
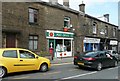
[[42, 0, 119, 26]]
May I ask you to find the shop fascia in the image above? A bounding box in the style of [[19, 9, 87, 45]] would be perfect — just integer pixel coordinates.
[[46, 30, 74, 39], [110, 40, 118, 45], [84, 37, 100, 43]]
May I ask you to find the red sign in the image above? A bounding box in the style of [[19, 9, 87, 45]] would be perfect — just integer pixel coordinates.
[[50, 32, 53, 37], [64, 53, 66, 56], [60, 53, 62, 56]]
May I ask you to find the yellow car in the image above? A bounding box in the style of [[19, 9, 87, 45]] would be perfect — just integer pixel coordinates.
[[0, 48, 51, 77]]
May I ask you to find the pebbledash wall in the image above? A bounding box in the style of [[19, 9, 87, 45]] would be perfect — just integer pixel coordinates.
[[1, 2, 119, 58]]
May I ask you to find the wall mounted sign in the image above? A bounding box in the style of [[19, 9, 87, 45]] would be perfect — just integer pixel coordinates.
[[110, 40, 118, 45], [46, 30, 74, 39]]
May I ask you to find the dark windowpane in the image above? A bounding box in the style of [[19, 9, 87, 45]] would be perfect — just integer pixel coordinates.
[[3, 50, 17, 58], [19, 50, 35, 59]]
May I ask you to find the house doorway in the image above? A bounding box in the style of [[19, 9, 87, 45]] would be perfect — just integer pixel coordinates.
[[6, 34, 16, 48]]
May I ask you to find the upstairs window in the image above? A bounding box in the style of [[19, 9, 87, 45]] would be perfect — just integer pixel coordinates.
[[93, 23, 97, 34], [64, 17, 70, 28], [105, 26, 108, 36], [29, 35, 38, 50], [113, 28, 116, 37], [29, 8, 38, 24]]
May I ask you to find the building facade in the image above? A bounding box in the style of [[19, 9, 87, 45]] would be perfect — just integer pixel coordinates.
[[1, 1, 118, 57], [118, 1, 120, 53], [118, 29, 120, 53], [2, 2, 80, 57]]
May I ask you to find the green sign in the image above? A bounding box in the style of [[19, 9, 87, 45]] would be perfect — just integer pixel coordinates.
[[46, 32, 74, 38], [54, 33, 73, 38]]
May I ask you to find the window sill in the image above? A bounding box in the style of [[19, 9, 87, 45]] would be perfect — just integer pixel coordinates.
[[29, 22, 39, 26]]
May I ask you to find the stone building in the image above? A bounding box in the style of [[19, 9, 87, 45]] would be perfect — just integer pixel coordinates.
[[74, 3, 118, 53], [1, 1, 118, 57], [2, 1, 80, 57], [118, 29, 120, 53]]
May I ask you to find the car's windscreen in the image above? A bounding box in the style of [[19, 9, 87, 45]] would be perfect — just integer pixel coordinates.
[[84, 52, 98, 57], [107, 51, 111, 54]]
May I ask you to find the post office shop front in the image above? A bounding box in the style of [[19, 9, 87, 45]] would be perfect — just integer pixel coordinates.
[[46, 30, 74, 58]]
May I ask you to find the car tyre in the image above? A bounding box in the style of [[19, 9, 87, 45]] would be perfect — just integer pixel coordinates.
[[0, 67, 7, 78], [96, 63, 102, 71], [40, 64, 48, 72]]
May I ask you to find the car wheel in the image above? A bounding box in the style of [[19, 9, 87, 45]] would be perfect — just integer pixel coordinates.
[[114, 61, 118, 67], [40, 64, 48, 72], [96, 63, 102, 71], [0, 67, 7, 78]]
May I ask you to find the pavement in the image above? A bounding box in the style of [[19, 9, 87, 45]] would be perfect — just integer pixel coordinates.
[[50, 57, 74, 64]]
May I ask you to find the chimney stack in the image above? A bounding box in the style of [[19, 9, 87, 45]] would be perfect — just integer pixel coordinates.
[[49, 0, 58, 4], [104, 14, 109, 22], [63, 0, 69, 7], [79, 1, 85, 13]]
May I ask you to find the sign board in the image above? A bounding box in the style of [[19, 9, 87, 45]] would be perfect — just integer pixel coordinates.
[[46, 30, 74, 39], [84, 37, 100, 43], [110, 40, 118, 45]]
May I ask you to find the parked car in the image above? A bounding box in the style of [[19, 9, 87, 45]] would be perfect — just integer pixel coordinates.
[[107, 50, 120, 61], [0, 48, 51, 77], [74, 51, 118, 71]]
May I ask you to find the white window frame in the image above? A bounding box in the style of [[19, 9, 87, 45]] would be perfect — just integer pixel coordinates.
[[64, 17, 70, 28], [29, 35, 38, 50], [93, 23, 97, 34], [29, 8, 38, 24], [105, 26, 108, 36], [113, 28, 116, 37]]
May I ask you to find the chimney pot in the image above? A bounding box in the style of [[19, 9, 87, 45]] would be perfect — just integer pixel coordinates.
[[63, 0, 69, 7], [49, 0, 58, 4], [79, 3, 85, 13], [103, 14, 109, 22]]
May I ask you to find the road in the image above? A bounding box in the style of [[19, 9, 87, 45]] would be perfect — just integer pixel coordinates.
[[3, 62, 120, 80]]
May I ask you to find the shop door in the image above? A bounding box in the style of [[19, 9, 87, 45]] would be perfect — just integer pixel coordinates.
[[6, 34, 16, 48], [49, 39, 55, 57]]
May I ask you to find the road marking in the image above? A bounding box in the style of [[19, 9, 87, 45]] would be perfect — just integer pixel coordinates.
[[68, 69, 78, 71], [61, 71, 97, 80], [13, 76, 30, 79], [43, 71, 61, 75], [52, 62, 73, 66], [115, 76, 118, 79], [108, 66, 120, 70]]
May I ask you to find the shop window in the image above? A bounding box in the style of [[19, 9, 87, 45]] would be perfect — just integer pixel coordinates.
[[93, 23, 97, 34], [64, 40, 71, 52], [56, 39, 63, 52], [64, 17, 70, 28], [29, 35, 38, 50], [55, 39, 71, 52], [29, 8, 38, 24]]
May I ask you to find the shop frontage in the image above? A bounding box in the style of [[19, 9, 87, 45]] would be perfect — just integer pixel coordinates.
[[83, 37, 100, 52], [46, 30, 74, 58], [110, 40, 118, 51]]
